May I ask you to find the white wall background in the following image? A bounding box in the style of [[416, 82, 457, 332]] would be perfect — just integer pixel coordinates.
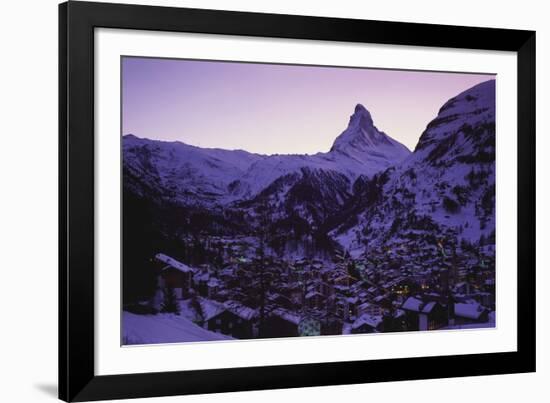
[[0, 0, 546, 402]]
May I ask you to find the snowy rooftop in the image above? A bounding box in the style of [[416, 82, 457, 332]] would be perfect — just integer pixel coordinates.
[[401, 297, 423, 312], [402, 297, 441, 314], [194, 272, 210, 282], [421, 301, 437, 313], [207, 278, 223, 287], [358, 301, 374, 310], [305, 290, 323, 299], [224, 300, 258, 321], [455, 302, 486, 319], [374, 295, 386, 303], [352, 313, 383, 330], [394, 309, 406, 318], [271, 308, 301, 325], [199, 298, 227, 321], [155, 253, 194, 273]]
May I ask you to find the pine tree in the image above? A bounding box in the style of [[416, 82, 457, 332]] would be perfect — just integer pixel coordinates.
[[161, 287, 180, 315], [190, 293, 204, 323]]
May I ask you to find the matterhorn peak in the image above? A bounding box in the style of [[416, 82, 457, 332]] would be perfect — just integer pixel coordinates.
[[350, 103, 374, 129], [330, 104, 410, 164], [354, 103, 369, 114]]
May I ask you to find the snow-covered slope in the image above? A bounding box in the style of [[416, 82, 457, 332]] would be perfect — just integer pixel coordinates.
[[332, 80, 496, 254], [122, 311, 232, 345], [123, 134, 263, 204]]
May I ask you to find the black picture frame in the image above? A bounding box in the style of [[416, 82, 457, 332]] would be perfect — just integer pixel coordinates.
[[59, 1, 536, 401]]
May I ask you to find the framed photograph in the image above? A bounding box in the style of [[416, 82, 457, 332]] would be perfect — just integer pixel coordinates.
[[59, 1, 536, 401]]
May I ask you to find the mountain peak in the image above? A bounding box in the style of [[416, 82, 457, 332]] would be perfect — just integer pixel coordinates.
[[350, 103, 374, 128], [354, 103, 368, 114], [330, 104, 410, 164], [414, 79, 496, 153]]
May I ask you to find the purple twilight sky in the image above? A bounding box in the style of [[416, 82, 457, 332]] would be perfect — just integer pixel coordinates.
[[122, 57, 494, 154]]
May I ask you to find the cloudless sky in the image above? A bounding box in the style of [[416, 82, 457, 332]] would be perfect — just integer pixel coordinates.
[[122, 57, 494, 154]]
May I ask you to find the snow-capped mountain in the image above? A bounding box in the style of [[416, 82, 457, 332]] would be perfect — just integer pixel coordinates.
[[124, 80, 495, 261], [332, 80, 496, 255], [123, 134, 263, 204], [330, 103, 411, 165], [123, 103, 411, 205]]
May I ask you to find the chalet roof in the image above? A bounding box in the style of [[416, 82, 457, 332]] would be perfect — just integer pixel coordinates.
[[155, 253, 194, 274], [401, 297, 424, 312], [193, 272, 210, 282], [199, 298, 227, 321], [305, 290, 323, 299], [224, 301, 258, 321], [455, 302, 486, 320], [267, 292, 281, 301], [421, 301, 437, 313], [394, 309, 406, 318], [374, 295, 386, 303], [333, 284, 350, 292], [207, 278, 223, 288], [219, 267, 235, 276], [402, 297, 441, 314], [179, 298, 227, 323], [271, 308, 300, 325], [352, 313, 383, 330], [358, 301, 373, 310]]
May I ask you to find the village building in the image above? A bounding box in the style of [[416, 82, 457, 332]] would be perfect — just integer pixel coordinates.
[[264, 308, 300, 338], [140, 242, 495, 340], [267, 292, 295, 310], [192, 270, 212, 297], [350, 313, 383, 334], [154, 253, 194, 299], [206, 277, 223, 300], [196, 298, 258, 339], [319, 314, 344, 335], [305, 290, 324, 310], [453, 301, 489, 325], [357, 301, 385, 318], [401, 296, 448, 331]]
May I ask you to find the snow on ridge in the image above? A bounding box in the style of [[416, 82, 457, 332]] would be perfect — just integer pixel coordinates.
[[412, 79, 495, 156], [123, 103, 412, 204], [438, 79, 495, 118]]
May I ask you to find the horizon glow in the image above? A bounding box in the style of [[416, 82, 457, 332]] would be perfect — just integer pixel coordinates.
[[122, 57, 494, 154]]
